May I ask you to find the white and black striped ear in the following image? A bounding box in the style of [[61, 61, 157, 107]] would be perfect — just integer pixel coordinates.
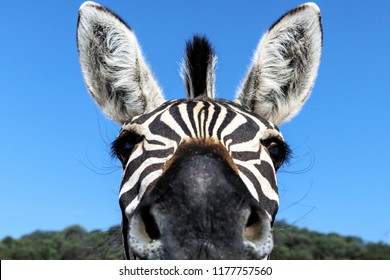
[[77, 1, 165, 124], [235, 3, 322, 125], [181, 35, 217, 99]]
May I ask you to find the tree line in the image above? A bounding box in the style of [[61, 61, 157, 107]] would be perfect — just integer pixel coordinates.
[[1, 221, 389, 259]]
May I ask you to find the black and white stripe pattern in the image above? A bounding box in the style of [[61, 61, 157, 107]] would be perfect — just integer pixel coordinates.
[[119, 99, 281, 221]]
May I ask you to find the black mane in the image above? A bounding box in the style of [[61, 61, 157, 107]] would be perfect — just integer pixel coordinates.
[[183, 35, 215, 98]]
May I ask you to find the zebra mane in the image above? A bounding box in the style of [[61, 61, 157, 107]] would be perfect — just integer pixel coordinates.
[[182, 35, 217, 99]]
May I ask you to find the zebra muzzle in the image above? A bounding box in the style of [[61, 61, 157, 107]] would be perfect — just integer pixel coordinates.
[[126, 146, 274, 259]]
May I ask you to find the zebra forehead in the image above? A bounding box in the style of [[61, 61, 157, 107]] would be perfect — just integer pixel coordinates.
[[121, 99, 283, 140]]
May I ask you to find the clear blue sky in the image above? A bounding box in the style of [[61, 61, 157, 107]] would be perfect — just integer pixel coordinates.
[[1, 0, 389, 245]]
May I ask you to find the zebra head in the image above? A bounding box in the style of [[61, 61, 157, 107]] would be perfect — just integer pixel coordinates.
[[77, 1, 322, 259]]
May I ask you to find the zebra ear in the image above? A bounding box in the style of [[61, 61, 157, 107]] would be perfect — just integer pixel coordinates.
[[77, 1, 165, 124], [235, 3, 322, 125]]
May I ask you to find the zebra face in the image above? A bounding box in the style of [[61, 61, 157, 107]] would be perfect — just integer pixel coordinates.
[[77, 2, 322, 259], [113, 99, 289, 259]]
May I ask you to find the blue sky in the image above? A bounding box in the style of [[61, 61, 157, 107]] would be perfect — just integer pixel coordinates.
[[1, 0, 389, 245]]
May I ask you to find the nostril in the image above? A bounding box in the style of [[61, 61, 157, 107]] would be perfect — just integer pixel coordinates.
[[141, 206, 161, 240], [245, 209, 260, 227], [129, 205, 163, 259], [244, 208, 263, 242]]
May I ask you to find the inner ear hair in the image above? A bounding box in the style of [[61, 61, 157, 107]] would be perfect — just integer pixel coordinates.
[[77, 1, 165, 124], [235, 3, 322, 126]]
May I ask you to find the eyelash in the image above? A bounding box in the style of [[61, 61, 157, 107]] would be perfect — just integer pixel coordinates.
[[111, 131, 143, 167], [261, 137, 291, 170]]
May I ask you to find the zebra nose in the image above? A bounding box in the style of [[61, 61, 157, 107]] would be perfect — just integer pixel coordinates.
[[127, 150, 275, 259], [128, 202, 273, 259]]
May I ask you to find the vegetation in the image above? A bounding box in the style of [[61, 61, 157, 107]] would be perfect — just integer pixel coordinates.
[[0, 225, 123, 260], [1, 221, 389, 259], [271, 221, 390, 259]]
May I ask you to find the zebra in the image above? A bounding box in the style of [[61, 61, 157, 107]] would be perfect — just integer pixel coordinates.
[[77, 1, 322, 259]]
